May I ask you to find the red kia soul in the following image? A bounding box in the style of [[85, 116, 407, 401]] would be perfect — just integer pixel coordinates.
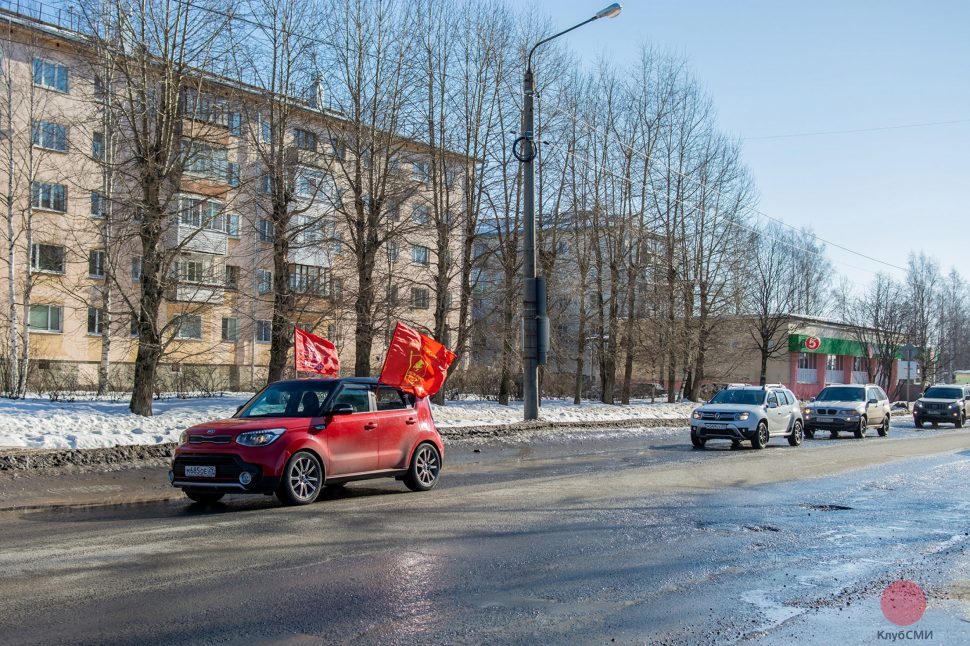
[[169, 377, 444, 506]]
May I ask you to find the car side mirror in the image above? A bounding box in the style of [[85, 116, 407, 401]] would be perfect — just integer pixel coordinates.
[[809, 397, 816, 403], [329, 403, 354, 415], [867, 398, 877, 405]]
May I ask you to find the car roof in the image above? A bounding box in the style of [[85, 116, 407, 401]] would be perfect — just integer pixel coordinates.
[[272, 377, 379, 386]]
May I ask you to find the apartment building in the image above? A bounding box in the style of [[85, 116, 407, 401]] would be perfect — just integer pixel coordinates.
[[0, 8, 464, 391]]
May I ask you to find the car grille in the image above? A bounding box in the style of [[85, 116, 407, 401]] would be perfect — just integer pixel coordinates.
[[815, 409, 841, 416], [925, 403, 946, 411], [173, 454, 245, 479], [188, 435, 232, 444], [700, 412, 738, 421]]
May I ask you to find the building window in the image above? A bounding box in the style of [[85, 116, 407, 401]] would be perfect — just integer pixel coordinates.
[[87, 307, 104, 335], [28, 304, 62, 332], [31, 182, 67, 212], [411, 287, 430, 309], [182, 88, 230, 127], [257, 269, 273, 294], [412, 160, 430, 183], [32, 58, 69, 93], [174, 314, 203, 340], [30, 243, 65, 274], [330, 136, 345, 161], [256, 320, 272, 343], [225, 213, 240, 237], [257, 218, 274, 242], [179, 196, 225, 231], [259, 173, 273, 194], [132, 256, 142, 282], [289, 264, 328, 296], [412, 206, 430, 225], [182, 258, 204, 283], [386, 204, 400, 221], [330, 231, 342, 255], [294, 167, 328, 199], [826, 355, 844, 371], [130, 316, 140, 337], [225, 265, 239, 290], [473, 243, 488, 259], [412, 245, 430, 266], [798, 353, 817, 370], [91, 191, 106, 218], [387, 284, 398, 306], [221, 317, 239, 342], [88, 250, 106, 278], [852, 356, 867, 372], [184, 141, 229, 183], [32, 121, 68, 151], [92, 132, 105, 161], [387, 240, 398, 262], [227, 162, 240, 188], [294, 128, 318, 152], [228, 111, 242, 136]]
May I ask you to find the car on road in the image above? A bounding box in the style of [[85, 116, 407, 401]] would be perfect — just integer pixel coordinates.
[[802, 384, 891, 439], [690, 384, 804, 450], [913, 384, 970, 428], [169, 377, 444, 506]]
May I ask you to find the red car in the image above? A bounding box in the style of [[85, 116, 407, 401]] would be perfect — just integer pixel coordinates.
[[169, 377, 444, 505]]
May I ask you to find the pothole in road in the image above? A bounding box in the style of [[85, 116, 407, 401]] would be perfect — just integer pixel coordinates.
[[743, 525, 781, 532], [800, 503, 853, 512]]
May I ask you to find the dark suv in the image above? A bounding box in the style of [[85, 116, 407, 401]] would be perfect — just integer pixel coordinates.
[[913, 384, 970, 428]]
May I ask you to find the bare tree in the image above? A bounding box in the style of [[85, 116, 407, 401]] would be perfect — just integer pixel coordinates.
[[747, 223, 798, 385]]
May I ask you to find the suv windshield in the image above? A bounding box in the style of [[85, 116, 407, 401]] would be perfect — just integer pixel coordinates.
[[816, 386, 865, 402], [709, 389, 765, 406], [923, 387, 964, 399], [238, 382, 336, 418]]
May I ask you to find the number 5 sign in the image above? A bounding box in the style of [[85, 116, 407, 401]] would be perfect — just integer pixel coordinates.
[[804, 336, 821, 351]]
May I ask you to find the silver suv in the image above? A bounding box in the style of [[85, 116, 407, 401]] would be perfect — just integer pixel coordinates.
[[690, 385, 804, 450], [802, 384, 891, 439], [913, 384, 970, 428]]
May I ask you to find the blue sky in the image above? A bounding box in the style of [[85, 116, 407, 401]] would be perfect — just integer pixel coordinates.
[[534, 1, 970, 287]]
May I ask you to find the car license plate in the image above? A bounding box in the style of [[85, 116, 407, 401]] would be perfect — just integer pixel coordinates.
[[185, 465, 216, 478], [706, 423, 727, 430], [817, 416, 833, 423]]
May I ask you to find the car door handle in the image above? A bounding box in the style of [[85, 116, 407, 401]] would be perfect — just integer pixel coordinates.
[[364, 422, 378, 430], [405, 418, 417, 425]]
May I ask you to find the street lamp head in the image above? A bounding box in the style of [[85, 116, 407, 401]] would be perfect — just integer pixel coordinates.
[[594, 3, 623, 19]]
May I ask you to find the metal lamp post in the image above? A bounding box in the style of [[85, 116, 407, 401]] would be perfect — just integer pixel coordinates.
[[516, 3, 623, 421]]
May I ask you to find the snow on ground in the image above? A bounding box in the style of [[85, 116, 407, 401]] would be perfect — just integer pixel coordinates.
[[0, 395, 697, 450]]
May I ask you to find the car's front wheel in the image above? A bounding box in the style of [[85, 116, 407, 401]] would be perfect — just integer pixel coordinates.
[[184, 490, 224, 504], [853, 417, 866, 439], [690, 429, 706, 449], [956, 413, 965, 429], [277, 451, 323, 506], [788, 420, 804, 446], [914, 417, 924, 429], [404, 443, 441, 492], [751, 422, 769, 450]]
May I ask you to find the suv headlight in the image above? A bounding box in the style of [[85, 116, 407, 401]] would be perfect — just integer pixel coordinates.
[[236, 428, 286, 447], [738, 412, 750, 421], [692, 411, 702, 420], [179, 430, 188, 445], [915, 401, 924, 408], [949, 403, 959, 409]]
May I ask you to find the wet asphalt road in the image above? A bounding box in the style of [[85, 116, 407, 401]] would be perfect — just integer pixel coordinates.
[[0, 418, 969, 645]]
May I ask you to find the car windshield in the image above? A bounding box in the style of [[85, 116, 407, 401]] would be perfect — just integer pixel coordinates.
[[923, 387, 963, 399], [816, 387, 865, 402], [237, 382, 336, 418], [709, 389, 764, 406]]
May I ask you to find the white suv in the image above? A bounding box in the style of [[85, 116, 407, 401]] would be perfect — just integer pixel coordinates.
[[690, 385, 804, 450]]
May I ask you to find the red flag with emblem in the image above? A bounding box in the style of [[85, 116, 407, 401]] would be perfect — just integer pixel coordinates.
[[294, 326, 340, 377], [378, 321, 456, 398]]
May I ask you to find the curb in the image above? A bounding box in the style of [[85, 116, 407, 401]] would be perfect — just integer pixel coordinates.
[[0, 416, 690, 473]]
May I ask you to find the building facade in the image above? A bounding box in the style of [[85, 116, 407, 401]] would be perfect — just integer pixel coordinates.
[[0, 9, 463, 392]]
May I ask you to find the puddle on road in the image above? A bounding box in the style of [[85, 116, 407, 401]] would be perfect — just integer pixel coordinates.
[[800, 503, 853, 512]]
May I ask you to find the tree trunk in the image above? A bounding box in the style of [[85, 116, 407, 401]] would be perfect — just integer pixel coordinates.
[[267, 228, 293, 384]]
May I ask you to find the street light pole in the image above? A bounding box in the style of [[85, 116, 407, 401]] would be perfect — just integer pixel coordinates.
[[517, 3, 622, 421]]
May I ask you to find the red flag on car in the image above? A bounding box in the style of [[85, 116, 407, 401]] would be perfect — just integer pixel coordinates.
[[379, 321, 456, 398], [294, 326, 340, 377]]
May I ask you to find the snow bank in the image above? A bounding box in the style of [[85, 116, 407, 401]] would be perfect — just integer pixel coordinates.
[[0, 395, 696, 450]]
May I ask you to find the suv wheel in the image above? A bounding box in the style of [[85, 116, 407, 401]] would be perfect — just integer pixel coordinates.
[[690, 429, 706, 449], [787, 421, 804, 446], [804, 427, 815, 439], [829, 430, 839, 439], [854, 417, 867, 439], [184, 490, 224, 505], [877, 416, 889, 437], [956, 413, 965, 429], [404, 443, 441, 492], [915, 417, 924, 429], [751, 422, 769, 450], [277, 451, 323, 506]]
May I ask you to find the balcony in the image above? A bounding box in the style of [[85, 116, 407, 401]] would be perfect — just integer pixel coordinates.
[[165, 220, 228, 256], [166, 255, 227, 304], [168, 283, 224, 305], [286, 145, 329, 169]]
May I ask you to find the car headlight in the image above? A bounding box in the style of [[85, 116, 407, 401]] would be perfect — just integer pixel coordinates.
[[949, 403, 959, 409], [692, 411, 702, 420], [236, 428, 286, 447], [847, 410, 861, 418], [915, 401, 924, 408], [179, 430, 188, 445], [738, 412, 749, 421]]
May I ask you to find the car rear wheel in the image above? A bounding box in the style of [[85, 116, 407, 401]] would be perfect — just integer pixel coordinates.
[[878, 416, 890, 437], [751, 422, 769, 450], [690, 429, 706, 449], [788, 421, 804, 446], [404, 443, 441, 492], [184, 490, 224, 504], [277, 451, 323, 506]]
